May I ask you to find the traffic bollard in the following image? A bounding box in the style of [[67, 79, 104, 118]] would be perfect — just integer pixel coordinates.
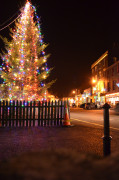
[[102, 103, 112, 156]]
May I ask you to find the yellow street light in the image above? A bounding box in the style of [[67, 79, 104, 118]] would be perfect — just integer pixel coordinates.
[[92, 78, 96, 84], [72, 90, 76, 94]]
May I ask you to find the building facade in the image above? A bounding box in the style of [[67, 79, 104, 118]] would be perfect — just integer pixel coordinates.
[[81, 88, 92, 103], [105, 60, 119, 105], [91, 49, 119, 106], [91, 51, 108, 105]]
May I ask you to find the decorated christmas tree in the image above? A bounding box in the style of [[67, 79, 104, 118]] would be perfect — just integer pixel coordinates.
[[0, 0, 54, 101]]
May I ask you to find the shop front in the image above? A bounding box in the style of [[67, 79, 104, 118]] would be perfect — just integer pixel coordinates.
[[106, 93, 119, 107]]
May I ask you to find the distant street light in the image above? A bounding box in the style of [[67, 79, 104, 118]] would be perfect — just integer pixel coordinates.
[[72, 90, 76, 94], [92, 78, 96, 84]]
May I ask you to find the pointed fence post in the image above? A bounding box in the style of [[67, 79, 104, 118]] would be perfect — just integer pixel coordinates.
[[47, 101, 50, 126], [6, 100, 8, 127], [102, 103, 112, 156], [57, 100, 60, 125], [38, 101, 41, 126], [33, 101, 35, 126]]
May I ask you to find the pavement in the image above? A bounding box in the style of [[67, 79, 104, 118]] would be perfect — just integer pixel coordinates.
[[0, 123, 104, 161]]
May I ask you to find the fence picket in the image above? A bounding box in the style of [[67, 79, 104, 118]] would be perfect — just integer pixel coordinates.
[[5, 101, 8, 127], [16, 100, 18, 127], [0, 100, 66, 127], [64, 101, 66, 117], [48, 101, 50, 126], [12, 100, 15, 127], [9, 101, 11, 127], [23, 101, 25, 126], [26, 101, 29, 127], [41, 102, 44, 126], [57, 100, 60, 125], [19, 101, 22, 126], [15, 101, 18, 126], [38, 101, 41, 126], [54, 101, 56, 125], [33, 101, 35, 126], [44, 101, 47, 126], [60, 100, 63, 125], [29, 101, 32, 126], [51, 101, 53, 126]]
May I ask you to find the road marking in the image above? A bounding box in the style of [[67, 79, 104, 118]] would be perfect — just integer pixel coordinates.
[[71, 118, 119, 131]]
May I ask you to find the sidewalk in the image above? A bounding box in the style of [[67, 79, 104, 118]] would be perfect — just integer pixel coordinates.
[[0, 123, 103, 161]]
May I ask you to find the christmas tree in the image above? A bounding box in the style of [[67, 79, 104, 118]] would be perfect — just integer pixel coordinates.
[[0, 0, 54, 101]]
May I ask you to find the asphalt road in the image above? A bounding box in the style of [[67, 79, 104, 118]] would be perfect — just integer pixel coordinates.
[[70, 108, 119, 130]]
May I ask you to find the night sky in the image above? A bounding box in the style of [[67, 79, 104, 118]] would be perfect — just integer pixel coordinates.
[[0, 0, 119, 97]]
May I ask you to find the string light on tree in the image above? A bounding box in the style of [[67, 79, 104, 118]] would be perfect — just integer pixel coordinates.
[[0, 1, 55, 101]]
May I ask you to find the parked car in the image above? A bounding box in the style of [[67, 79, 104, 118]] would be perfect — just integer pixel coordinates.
[[80, 103, 96, 109], [96, 102, 104, 109], [80, 103, 86, 108], [85, 103, 96, 110], [72, 103, 76, 107]]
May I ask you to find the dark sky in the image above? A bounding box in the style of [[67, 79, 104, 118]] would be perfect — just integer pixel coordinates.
[[0, 0, 119, 97]]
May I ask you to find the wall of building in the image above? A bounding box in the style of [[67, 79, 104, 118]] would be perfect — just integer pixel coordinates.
[[91, 50, 119, 106]]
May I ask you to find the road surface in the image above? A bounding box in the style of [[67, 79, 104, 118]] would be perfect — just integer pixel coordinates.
[[70, 108, 119, 131]]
